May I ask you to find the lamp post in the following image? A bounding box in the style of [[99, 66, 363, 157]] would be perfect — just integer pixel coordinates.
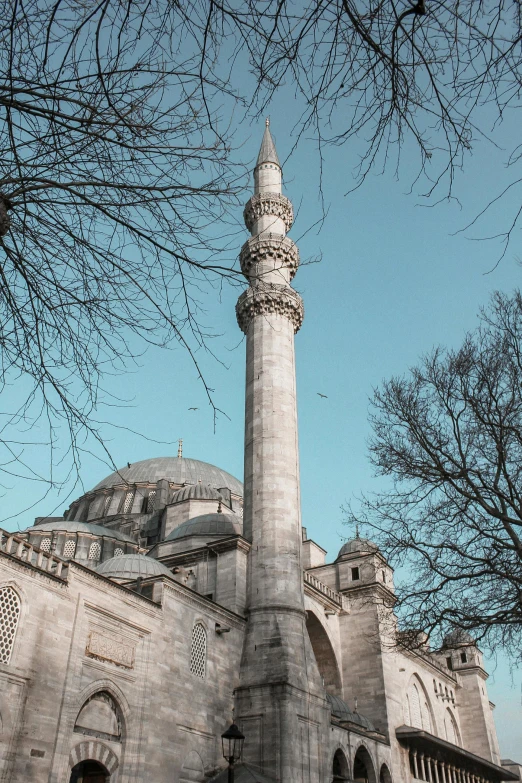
[[221, 722, 245, 783]]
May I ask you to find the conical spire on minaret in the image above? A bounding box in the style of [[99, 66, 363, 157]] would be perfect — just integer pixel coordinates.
[[255, 118, 281, 168]]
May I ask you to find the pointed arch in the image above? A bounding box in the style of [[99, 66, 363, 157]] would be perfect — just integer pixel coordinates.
[[444, 707, 461, 746], [180, 750, 205, 782], [332, 748, 349, 782], [305, 610, 343, 696], [353, 744, 377, 783], [379, 763, 392, 783], [405, 675, 436, 735]]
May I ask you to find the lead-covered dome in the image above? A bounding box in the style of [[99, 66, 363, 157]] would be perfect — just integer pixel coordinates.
[[23, 519, 136, 543], [96, 554, 172, 580], [326, 693, 376, 731], [443, 629, 475, 648], [92, 456, 243, 496], [337, 537, 379, 559], [165, 513, 242, 541]]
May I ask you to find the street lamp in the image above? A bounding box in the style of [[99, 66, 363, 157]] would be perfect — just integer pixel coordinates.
[[221, 722, 245, 783]]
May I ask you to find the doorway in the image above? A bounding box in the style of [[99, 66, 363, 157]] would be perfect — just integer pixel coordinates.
[[69, 760, 110, 783]]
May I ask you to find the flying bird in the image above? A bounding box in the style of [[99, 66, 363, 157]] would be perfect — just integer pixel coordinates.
[[188, 407, 199, 411], [317, 393, 328, 399]]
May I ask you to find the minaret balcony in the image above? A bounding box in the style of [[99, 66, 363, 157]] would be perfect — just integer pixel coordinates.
[[243, 192, 294, 233], [236, 283, 304, 334], [239, 234, 299, 281]]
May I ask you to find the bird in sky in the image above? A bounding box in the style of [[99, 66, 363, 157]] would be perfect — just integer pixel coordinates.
[[188, 407, 199, 411], [317, 393, 328, 399]]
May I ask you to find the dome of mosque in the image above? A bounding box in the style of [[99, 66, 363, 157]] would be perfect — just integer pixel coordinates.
[[23, 519, 136, 544], [171, 484, 224, 503], [165, 513, 242, 541], [443, 629, 475, 648], [92, 456, 243, 496], [326, 693, 376, 731], [96, 554, 172, 580], [337, 537, 379, 559]]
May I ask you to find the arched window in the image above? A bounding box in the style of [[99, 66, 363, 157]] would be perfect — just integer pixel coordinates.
[[406, 678, 434, 733], [103, 494, 113, 515], [444, 708, 460, 746], [421, 699, 432, 732], [190, 622, 207, 678], [114, 548, 124, 558], [40, 537, 51, 552], [0, 586, 21, 664], [122, 491, 134, 514], [146, 490, 156, 513], [409, 683, 422, 728], [63, 540, 76, 558], [88, 541, 101, 560]]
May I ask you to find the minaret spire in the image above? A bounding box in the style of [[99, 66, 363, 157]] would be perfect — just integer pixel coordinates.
[[235, 122, 327, 782]]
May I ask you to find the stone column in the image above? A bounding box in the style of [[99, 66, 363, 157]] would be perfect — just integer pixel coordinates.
[[235, 121, 327, 783], [412, 750, 419, 779], [440, 762, 447, 783]]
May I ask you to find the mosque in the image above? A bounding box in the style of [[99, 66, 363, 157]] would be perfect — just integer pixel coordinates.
[[0, 124, 520, 783]]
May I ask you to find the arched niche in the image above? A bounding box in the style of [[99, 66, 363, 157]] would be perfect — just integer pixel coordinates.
[[379, 763, 392, 783], [332, 748, 349, 782], [180, 750, 205, 782], [74, 692, 122, 743], [353, 745, 377, 783], [305, 611, 342, 696], [404, 675, 436, 735]]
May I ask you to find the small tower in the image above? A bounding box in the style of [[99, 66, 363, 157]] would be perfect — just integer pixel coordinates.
[[235, 122, 328, 782]]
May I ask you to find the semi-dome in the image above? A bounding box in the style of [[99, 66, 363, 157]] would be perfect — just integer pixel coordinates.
[[337, 537, 379, 559], [165, 513, 242, 541], [443, 629, 475, 648], [24, 519, 136, 543], [92, 456, 243, 496], [96, 553, 172, 580], [171, 484, 224, 503], [326, 693, 376, 731]]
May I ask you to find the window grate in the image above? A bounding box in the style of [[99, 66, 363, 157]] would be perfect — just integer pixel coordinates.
[[123, 491, 134, 514], [190, 623, 207, 678], [63, 540, 76, 558], [40, 537, 51, 552], [88, 541, 101, 560], [0, 586, 21, 664], [114, 547, 124, 557], [103, 494, 113, 515], [146, 490, 156, 514]]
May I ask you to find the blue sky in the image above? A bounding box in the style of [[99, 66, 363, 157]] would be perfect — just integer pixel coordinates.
[[2, 88, 521, 756]]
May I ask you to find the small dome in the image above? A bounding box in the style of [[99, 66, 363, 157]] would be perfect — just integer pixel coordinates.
[[96, 554, 172, 580], [165, 513, 242, 541], [326, 693, 376, 731], [443, 629, 475, 648], [171, 484, 223, 503], [24, 519, 136, 544], [337, 537, 379, 559], [92, 456, 243, 496]]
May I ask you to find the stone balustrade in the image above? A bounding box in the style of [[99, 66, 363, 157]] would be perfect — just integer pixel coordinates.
[[409, 748, 493, 783], [0, 528, 68, 579], [304, 570, 345, 609]]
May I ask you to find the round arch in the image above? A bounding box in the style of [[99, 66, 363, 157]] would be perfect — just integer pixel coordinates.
[[353, 744, 377, 783], [332, 748, 349, 782], [379, 762, 392, 783], [305, 610, 342, 696], [68, 741, 119, 776]]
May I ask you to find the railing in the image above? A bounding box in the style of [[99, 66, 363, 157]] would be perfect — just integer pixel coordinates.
[[0, 528, 69, 579], [304, 571, 345, 609]]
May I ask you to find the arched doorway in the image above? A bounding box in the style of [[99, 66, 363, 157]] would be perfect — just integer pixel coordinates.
[[332, 748, 350, 781], [305, 611, 343, 696], [69, 759, 110, 783], [353, 746, 377, 783]]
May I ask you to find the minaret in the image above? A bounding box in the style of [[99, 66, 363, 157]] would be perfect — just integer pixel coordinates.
[[235, 121, 328, 782]]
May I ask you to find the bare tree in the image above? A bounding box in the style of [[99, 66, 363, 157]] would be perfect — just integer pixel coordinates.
[[346, 290, 522, 662], [0, 0, 246, 510]]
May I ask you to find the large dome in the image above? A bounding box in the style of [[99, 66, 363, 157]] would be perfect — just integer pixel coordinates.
[[23, 519, 136, 543], [96, 554, 173, 580], [92, 456, 243, 496]]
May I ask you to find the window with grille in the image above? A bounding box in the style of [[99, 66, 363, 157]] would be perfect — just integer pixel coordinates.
[[190, 622, 207, 678], [114, 547, 124, 557], [88, 541, 101, 560], [40, 537, 51, 552], [63, 540, 76, 558], [0, 586, 21, 664], [146, 490, 156, 513], [103, 494, 113, 515], [122, 491, 134, 514]]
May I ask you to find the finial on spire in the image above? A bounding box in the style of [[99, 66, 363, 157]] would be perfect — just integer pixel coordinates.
[[265, 117, 270, 127], [177, 438, 183, 458], [217, 499, 222, 513], [355, 523, 360, 540]]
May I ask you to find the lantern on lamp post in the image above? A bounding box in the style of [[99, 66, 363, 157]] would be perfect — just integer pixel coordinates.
[[221, 722, 245, 783]]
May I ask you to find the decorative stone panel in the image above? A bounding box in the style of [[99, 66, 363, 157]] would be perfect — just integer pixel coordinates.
[[236, 284, 304, 334], [239, 235, 299, 280], [243, 192, 294, 233], [85, 630, 135, 669]]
